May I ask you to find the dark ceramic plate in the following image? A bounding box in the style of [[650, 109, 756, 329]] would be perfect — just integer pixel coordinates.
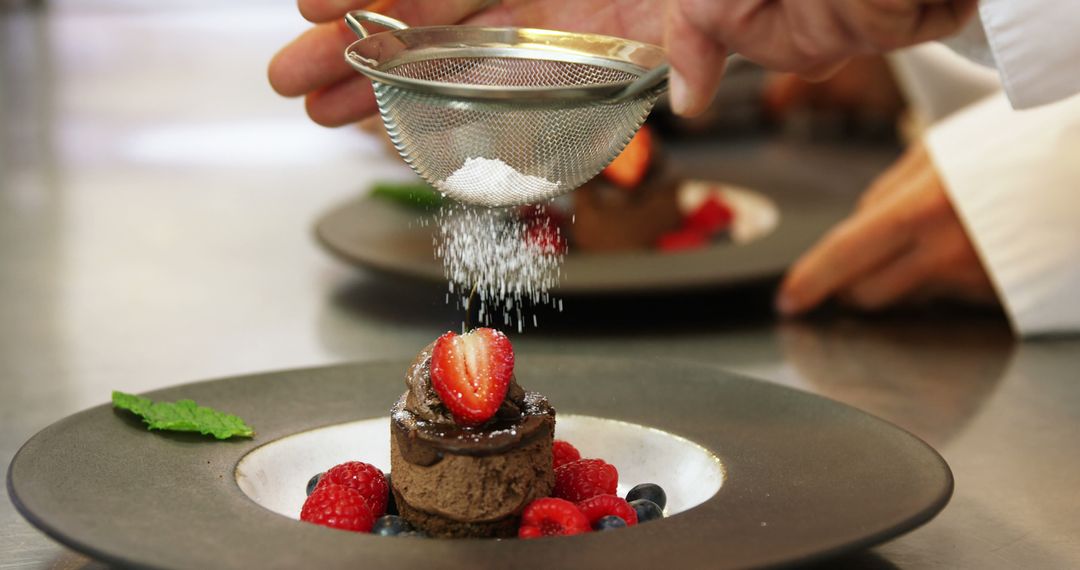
[[8, 357, 950, 569], [314, 141, 898, 294]]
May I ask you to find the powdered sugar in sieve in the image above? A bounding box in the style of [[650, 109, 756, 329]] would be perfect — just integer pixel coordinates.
[[436, 157, 561, 207]]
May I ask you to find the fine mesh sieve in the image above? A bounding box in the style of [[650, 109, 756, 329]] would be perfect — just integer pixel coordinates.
[[344, 10, 670, 207]]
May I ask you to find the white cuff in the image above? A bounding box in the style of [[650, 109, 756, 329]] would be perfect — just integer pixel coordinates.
[[978, 0, 1080, 109], [926, 93, 1080, 336]]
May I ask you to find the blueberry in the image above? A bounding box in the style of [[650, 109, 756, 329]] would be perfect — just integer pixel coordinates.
[[399, 530, 429, 538], [385, 473, 398, 516], [626, 483, 667, 510], [372, 515, 414, 537], [630, 499, 664, 523], [306, 472, 323, 497], [594, 515, 627, 531]]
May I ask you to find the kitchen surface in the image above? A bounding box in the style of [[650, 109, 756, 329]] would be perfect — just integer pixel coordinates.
[[2, 1, 1079, 568]]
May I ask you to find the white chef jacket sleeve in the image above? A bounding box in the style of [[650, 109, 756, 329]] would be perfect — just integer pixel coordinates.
[[974, 0, 1080, 109], [925, 92, 1080, 336], [889, 43, 1000, 125]]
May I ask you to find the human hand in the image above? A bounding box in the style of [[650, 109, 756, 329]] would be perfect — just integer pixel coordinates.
[[268, 0, 665, 127], [269, 0, 975, 125], [761, 56, 905, 122], [776, 142, 998, 316], [668, 0, 978, 115]]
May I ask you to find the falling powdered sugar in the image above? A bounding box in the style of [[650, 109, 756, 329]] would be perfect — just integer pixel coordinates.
[[434, 202, 564, 332], [437, 157, 561, 207]]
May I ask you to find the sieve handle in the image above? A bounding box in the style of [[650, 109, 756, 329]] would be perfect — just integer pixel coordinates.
[[611, 63, 670, 102], [345, 10, 410, 39]]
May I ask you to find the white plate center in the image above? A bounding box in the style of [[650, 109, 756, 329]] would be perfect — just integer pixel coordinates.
[[236, 414, 725, 519]]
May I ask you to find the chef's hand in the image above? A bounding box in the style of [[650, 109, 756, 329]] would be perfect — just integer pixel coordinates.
[[268, 0, 666, 127], [269, 0, 976, 125], [668, 0, 976, 115], [761, 56, 905, 122], [776, 142, 998, 316]]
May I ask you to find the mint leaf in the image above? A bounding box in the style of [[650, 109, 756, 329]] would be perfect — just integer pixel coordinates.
[[112, 391, 254, 440], [371, 182, 444, 209]]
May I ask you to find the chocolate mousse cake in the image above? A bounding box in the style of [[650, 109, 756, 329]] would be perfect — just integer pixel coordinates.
[[570, 125, 682, 251], [571, 160, 681, 251], [389, 328, 555, 538]]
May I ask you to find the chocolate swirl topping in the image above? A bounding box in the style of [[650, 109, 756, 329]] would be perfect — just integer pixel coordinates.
[[392, 342, 554, 466]]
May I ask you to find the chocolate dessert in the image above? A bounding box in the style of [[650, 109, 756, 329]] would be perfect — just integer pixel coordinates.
[[568, 124, 683, 251], [571, 160, 682, 251], [389, 330, 555, 538]]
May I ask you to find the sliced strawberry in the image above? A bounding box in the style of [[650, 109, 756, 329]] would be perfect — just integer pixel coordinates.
[[656, 227, 709, 252], [685, 195, 734, 234], [524, 221, 568, 255], [430, 328, 514, 426], [519, 205, 568, 254], [602, 125, 653, 189], [517, 203, 565, 227]]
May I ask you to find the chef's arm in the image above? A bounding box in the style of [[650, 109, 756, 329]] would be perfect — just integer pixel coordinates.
[[927, 92, 1080, 336]]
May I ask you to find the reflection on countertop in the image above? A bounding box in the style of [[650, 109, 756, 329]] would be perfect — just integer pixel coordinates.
[[779, 314, 1013, 447]]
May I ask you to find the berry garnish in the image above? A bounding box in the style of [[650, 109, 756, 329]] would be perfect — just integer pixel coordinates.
[[626, 483, 667, 510], [629, 499, 664, 523], [553, 459, 619, 502], [372, 515, 413, 537], [576, 494, 638, 527], [602, 125, 653, 189], [552, 440, 582, 469], [518, 525, 543, 539], [524, 220, 568, 255], [520, 205, 568, 255], [518, 498, 590, 538], [300, 484, 375, 532], [430, 328, 515, 426], [306, 472, 323, 497], [657, 227, 709, 252], [685, 195, 734, 234], [594, 515, 628, 531], [316, 461, 389, 517]]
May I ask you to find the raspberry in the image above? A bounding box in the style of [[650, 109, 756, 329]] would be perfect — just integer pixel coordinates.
[[317, 461, 389, 517], [577, 494, 638, 527], [553, 459, 618, 502], [300, 484, 375, 532], [685, 196, 734, 234], [518, 498, 590, 538], [552, 440, 581, 469], [518, 525, 543, 539], [657, 227, 708, 252]]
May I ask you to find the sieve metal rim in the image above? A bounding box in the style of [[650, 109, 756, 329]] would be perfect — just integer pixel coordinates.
[[343, 12, 669, 103]]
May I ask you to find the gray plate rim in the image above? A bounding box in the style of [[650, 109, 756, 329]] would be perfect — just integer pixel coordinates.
[[8, 356, 952, 570]]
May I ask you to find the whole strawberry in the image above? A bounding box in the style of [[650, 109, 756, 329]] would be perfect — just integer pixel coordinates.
[[554, 459, 618, 502], [316, 461, 389, 517], [552, 440, 581, 470], [300, 484, 375, 532], [518, 497, 590, 538], [577, 494, 638, 527]]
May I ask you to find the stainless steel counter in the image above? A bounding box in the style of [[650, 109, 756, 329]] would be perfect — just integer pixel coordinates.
[[2, 2, 1078, 569]]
